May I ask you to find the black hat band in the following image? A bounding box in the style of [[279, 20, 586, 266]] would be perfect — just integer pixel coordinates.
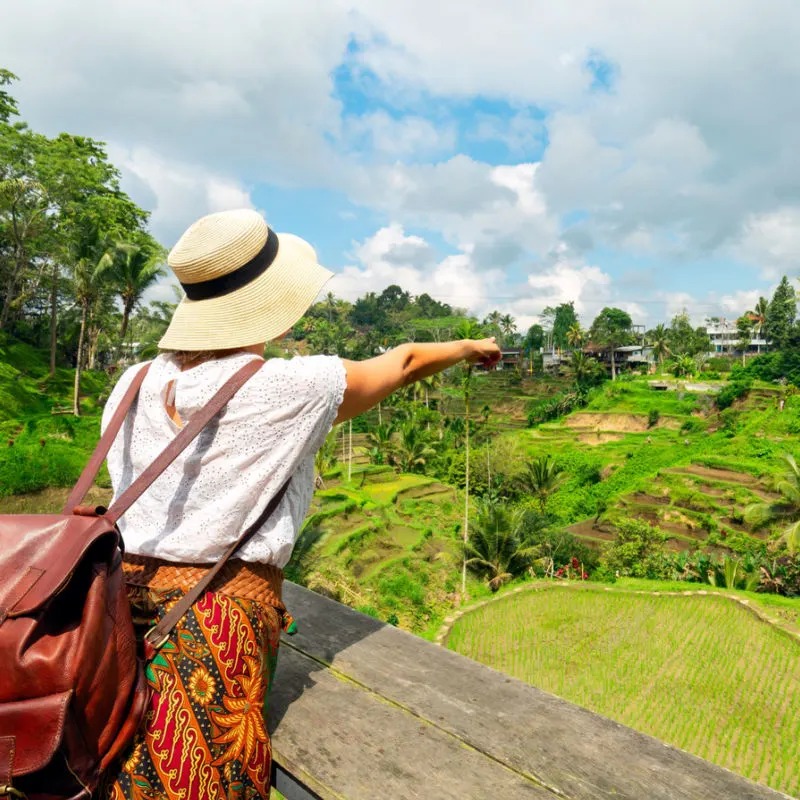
[[180, 227, 279, 301]]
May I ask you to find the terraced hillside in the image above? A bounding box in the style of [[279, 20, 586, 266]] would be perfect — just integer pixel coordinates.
[[289, 465, 464, 633], [513, 379, 797, 556]]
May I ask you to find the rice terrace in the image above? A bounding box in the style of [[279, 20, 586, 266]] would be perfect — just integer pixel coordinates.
[[446, 584, 800, 796]]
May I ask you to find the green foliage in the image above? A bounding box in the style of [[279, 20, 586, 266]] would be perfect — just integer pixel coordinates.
[[765, 276, 797, 349], [647, 408, 660, 428], [602, 518, 670, 579], [527, 389, 587, 426], [716, 379, 752, 410]]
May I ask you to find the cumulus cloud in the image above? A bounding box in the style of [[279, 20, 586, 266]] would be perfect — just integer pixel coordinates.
[[3, 0, 799, 321], [733, 208, 800, 279], [108, 145, 255, 244]]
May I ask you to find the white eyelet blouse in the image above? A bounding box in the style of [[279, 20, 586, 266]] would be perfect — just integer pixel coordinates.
[[101, 352, 346, 567]]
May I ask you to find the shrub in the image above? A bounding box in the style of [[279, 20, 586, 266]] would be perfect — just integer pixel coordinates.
[[716, 379, 752, 410], [680, 418, 703, 435], [647, 409, 660, 428], [706, 357, 732, 373], [602, 519, 671, 580]]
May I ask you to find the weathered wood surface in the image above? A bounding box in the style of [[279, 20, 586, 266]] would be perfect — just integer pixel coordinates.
[[269, 582, 793, 800]]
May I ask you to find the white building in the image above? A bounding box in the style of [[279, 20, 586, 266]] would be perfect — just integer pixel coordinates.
[[704, 318, 768, 354]]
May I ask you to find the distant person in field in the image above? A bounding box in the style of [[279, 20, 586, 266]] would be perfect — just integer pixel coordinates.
[[102, 208, 501, 799]]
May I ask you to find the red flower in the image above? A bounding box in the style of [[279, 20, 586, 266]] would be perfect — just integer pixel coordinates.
[[571, 557, 580, 570], [556, 568, 564, 577], [582, 572, 588, 580]]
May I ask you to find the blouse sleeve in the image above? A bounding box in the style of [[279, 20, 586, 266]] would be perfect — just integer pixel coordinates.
[[297, 355, 347, 455]]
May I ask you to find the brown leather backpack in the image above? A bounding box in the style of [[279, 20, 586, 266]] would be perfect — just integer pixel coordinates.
[[0, 357, 289, 799]]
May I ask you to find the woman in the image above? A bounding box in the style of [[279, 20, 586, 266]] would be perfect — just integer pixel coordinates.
[[102, 208, 501, 798]]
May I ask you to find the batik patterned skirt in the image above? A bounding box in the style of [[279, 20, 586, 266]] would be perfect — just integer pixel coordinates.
[[104, 585, 282, 800]]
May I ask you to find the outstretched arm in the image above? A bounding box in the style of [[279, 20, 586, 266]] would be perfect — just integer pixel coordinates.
[[335, 338, 500, 424]]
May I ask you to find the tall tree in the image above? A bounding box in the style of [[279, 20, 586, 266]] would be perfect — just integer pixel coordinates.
[[95, 235, 166, 342], [648, 323, 671, 370], [453, 317, 484, 600], [67, 220, 115, 415], [499, 313, 517, 346], [589, 307, 633, 380], [551, 302, 579, 351], [0, 69, 20, 122], [746, 296, 770, 351], [766, 276, 797, 350], [735, 316, 753, 366]]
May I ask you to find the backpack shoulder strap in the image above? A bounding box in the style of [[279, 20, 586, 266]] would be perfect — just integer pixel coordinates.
[[63, 363, 152, 514]]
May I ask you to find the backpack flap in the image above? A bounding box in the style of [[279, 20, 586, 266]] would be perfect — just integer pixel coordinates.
[[0, 690, 72, 777], [0, 514, 119, 621]]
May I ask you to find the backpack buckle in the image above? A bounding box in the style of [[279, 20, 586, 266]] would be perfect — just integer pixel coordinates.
[[0, 785, 27, 798]]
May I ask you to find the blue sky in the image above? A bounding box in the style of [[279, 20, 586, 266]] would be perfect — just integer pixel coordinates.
[[3, 0, 797, 330]]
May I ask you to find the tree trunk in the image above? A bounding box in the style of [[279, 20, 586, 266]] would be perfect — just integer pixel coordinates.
[[73, 300, 88, 416], [610, 347, 617, 380], [377, 402, 382, 426], [461, 387, 470, 601], [347, 418, 353, 483], [119, 295, 134, 341], [0, 248, 25, 329], [49, 260, 58, 377]]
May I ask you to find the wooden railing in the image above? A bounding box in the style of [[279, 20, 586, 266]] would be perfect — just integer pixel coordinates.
[[269, 582, 792, 800]]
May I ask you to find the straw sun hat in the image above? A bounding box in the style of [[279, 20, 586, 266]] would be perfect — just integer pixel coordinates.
[[159, 209, 333, 351]]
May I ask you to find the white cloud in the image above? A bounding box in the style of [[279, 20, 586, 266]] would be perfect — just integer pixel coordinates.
[[342, 111, 455, 157], [733, 208, 800, 279], [330, 224, 496, 313], [108, 145, 254, 243]]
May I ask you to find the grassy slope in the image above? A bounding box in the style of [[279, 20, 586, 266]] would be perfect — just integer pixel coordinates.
[[447, 582, 800, 798]]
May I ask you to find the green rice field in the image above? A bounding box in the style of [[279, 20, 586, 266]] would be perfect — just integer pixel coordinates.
[[447, 586, 800, 797]]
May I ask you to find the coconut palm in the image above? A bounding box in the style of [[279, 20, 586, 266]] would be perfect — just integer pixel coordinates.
[[465, 500, 536, 591], [420, 371, 442, 408], [366, 423, 394, 466], [566, 322, 584, 350], [745, 453, 800, 553], [500, 313, 517, 344], [515, 454, 566, 512], [569, 350, 600, 388], [649, 323, 671, 370], [746, 297, 769, 350], [95, 237, 166, 342], [391, 422, 437, 473], [453, 318, 484, 598]]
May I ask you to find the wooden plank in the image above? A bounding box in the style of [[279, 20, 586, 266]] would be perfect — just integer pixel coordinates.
[[269, 645, 553, 799], [276, 582, 791, 800]]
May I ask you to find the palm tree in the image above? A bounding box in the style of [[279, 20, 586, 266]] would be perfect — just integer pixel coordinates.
[[515, 454, 566, 512], [420, 371, 442, 408], [314, 430, 339, 489], [465, 500, 535, 591], [745, 453, 800, 552], [649, 323, 671, 371], [746, 297, 769, 351], [453, 318, 484, 599], [500, 313, 517, 345], [95, 237, 166, 343], [366, 423, 394, 467], [391, 422, 436, 473], [566, 322, 584, 350], [569, 350, 599, 387], [669, 354, 695, 378]]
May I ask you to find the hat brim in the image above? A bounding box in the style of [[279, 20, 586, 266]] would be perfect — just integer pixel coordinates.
[[159, 232, 333, 351]]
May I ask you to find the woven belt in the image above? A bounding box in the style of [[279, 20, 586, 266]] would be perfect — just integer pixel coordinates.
[[122, 553, 296, 633]]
